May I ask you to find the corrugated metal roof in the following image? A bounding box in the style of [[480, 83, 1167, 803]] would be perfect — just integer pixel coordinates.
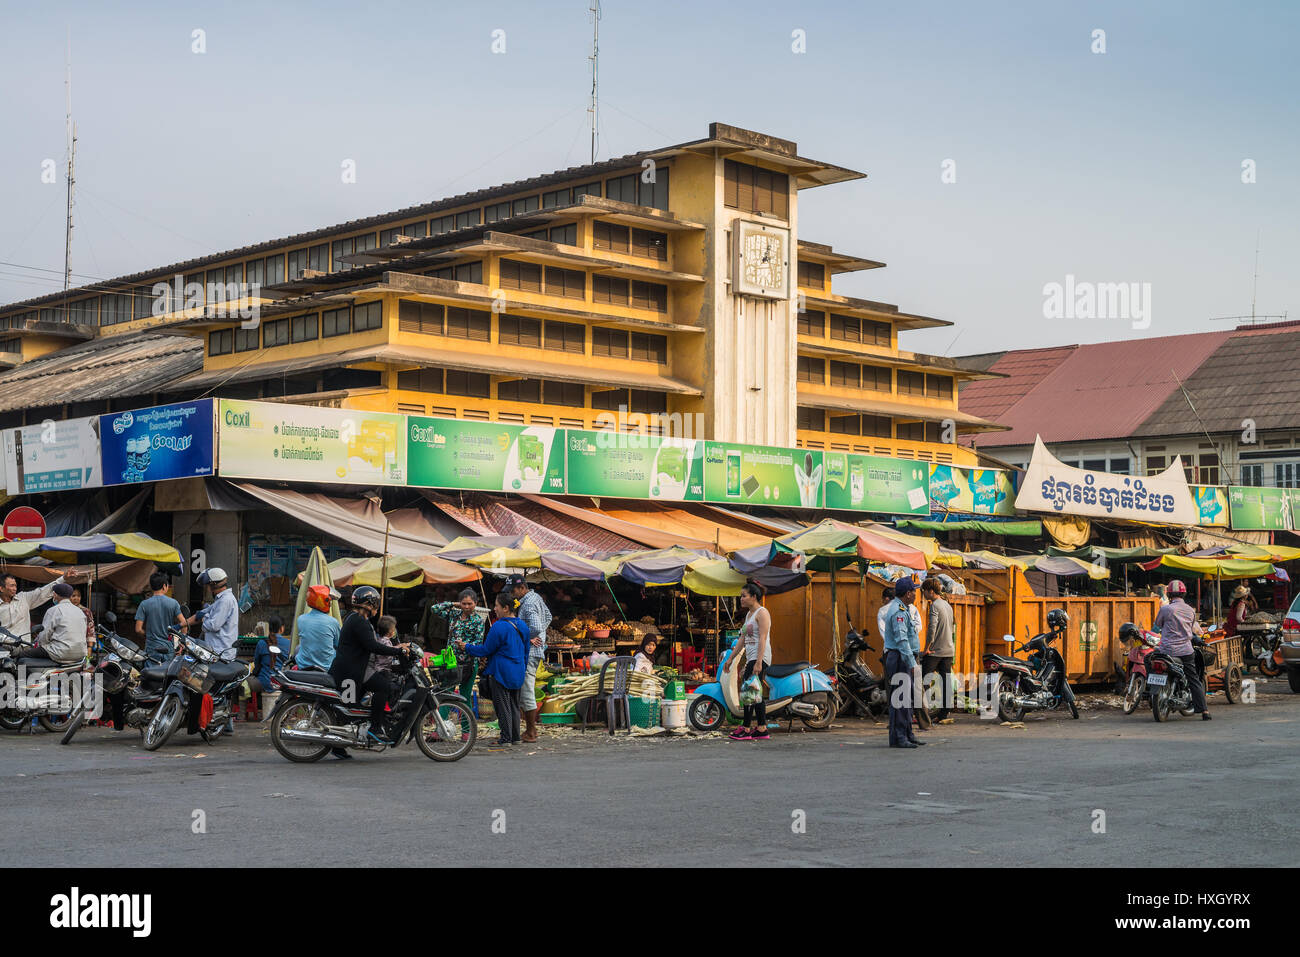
[[0, 332, 202, 412], [1134, 323, 1300, 437], [963, 332, 1230, 448], [957, 346, 1075, 422]]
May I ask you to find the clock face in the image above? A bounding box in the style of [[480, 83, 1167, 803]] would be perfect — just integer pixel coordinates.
[[735, 222, 790, 299]]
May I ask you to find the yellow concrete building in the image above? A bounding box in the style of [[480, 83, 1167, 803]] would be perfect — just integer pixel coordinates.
[[0, 123, 1002, 462]]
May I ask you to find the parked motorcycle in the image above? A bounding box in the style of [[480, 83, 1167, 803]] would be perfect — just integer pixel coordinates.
[[0, 624, 82, 733], [1237, 620, 1283, 677], [833, 612, 890, 719], [983, 608, 1079, 722], [268, 645, 476, 762], [687, 638, 837, 732], [1117, 622, 1160, 715], [1146, 636, 1211, 722], [59, 614, 174, 744], [141, 629, 249, 751]]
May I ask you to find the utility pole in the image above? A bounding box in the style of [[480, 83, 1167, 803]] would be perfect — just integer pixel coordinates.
[[588, 1, 601, 164], [63, 33, 76, 303]]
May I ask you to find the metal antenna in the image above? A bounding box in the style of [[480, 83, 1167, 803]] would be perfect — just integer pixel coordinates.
[[588, 1, 601, 164], [63, 32, 77, 321], [1210, 231, 1287, 325]]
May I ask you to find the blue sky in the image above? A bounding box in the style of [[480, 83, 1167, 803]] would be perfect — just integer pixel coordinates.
[[1, 0, 1296, 354]]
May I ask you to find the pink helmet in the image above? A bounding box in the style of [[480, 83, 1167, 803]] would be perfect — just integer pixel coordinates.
[[1167, 579, 1187, 597]]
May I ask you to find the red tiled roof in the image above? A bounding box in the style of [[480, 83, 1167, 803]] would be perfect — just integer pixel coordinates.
[[961, 331, 1231, 448]]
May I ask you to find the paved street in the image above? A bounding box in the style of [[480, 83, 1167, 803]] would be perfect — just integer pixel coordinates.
[[3, 680, 1296, 867]]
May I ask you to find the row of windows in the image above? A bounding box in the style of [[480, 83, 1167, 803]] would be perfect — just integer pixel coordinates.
[[592, 222, 668, 261], [796, 408, 951, 444], [498, 260, 586, 299], [208, 302, 381, 355], [797, 356, 893, 391], [797, 310, 892, 348], [797, 261, 825, 289], [395, 369, 666, 414], [896, 370, 954, 400]]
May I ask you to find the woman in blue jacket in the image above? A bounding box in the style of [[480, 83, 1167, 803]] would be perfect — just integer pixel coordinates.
[[456, 592, 528, 746]]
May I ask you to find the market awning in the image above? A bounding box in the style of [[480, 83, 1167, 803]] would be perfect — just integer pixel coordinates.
[[1140, 555, 1276, 580], [897, 519, 1043, 536], [862, 524, 941, 568], [0, 532, 182, 567], [745, 519, 930, 573], [1033, 555, 1109, 580], [616, 546, 715, 586], [579, 500, 772, 553], [1226, 543, 1300, 563], [529, 552, 626, 582], [435, 535, 539, 562], [518, 495, 716, 551], [1047, 545, 1177, 563], [324, 554, 480, 587], [425, 492, 641, 553], [2, 559, 159, 594]]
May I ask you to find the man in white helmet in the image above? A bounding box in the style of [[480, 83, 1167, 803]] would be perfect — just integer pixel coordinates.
[[186, 567, 240, 663], [1152, 579, 1210, 720]]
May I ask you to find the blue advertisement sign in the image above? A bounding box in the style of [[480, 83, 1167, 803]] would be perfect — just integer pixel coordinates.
[[100, 400, 215, 486]]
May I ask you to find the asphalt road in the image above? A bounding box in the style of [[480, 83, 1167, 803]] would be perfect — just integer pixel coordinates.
[[4, 678, 1297, 867]]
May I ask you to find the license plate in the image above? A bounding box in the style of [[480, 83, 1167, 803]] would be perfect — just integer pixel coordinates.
[[1146, 673, 1167, 686]]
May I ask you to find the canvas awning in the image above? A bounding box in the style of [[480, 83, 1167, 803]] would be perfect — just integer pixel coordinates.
[[897, 519, 1043, 536], [325, 554, 479, 587], [425, 492, 641, 553], [0, 559, 158, 594], [0, 532, 182, 567], [519, 495, 716, 551], [1141, 555, 1276, 580], [1047, 545, 1176, 563]]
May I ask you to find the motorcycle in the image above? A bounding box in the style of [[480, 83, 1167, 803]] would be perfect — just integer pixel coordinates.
[[1118, 622, 1160, 715], [687, 638, 837, 732], [1146, 636, 1211, 722], [0, 624, 83, 734], [1237, 620, 1284, 677], [833, 612, 890, 720], [59, 614, 175, 744], [141, 629, 249, 751], [268, 645, 476, 762], [983, 609, 1079, 722]]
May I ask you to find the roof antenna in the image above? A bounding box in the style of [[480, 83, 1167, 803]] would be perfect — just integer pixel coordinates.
[[588, 1, 601, 164], [63, 30, 77, 312], [1209, 231, 1287, 326]]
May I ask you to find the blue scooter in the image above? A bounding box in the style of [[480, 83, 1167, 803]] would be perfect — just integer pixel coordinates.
[[687, 638, 837, 732]]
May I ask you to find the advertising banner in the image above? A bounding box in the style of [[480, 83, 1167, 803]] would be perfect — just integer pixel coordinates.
[[929, 464, 1017, 516], [217, 399, 406, 485], [1015, 436, 1199, 523], [823, 452, 929, 514], [1190, 485, 1229, 527], [1228, 486, 1293, 531], [2, 416, 102, 495], [101, 400, 214, 486], [407, 417, 564, 493], [565, 431, 703, 501], [703, 442, 822, 509]]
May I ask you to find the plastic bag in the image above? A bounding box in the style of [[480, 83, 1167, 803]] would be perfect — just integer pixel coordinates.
[[739, 675, 763, 706], [589, 652, 611, 670]]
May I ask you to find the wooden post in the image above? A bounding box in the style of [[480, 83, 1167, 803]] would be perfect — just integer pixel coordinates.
[[379, 517, 390, 617]]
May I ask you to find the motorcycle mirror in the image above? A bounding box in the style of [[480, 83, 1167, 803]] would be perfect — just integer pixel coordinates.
[[31, 625, 44, 637], [268, 645, 282, 656], [104, 611, 117, 625], [1003, 635, 1015, 643], [179, 604, 192, 618]]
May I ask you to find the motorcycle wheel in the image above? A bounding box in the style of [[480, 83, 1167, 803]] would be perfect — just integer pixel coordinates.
[[59, 708, 87, 745], [798, 692, 837, 730], [1151, 686, 1170, 722], [1123, 675, 1146, 715], [270, 699, 331, 763], [1258, 650, 1283, 678], [996, 675, 1025, 723], [1242, 635, 1265, 668], [416, 700, 477, 762], [687, 696, 726, 733], [38, 712, 74, 734], [142, 696, 184, 751], [0, 710, 28, 732]]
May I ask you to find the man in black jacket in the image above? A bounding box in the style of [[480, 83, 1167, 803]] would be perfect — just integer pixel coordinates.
[[328, 586, 411, 740]]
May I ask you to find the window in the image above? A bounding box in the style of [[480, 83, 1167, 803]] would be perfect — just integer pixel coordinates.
[[291, 314, 318, 343], [830, 361, 860, 388], [499, 259, 542, 293], [446, 307, 490, 341], [398, 300, 444, 335], [898, 371, 924, 396], [572, 182, 599, 199], [594, 221, 630, 253], [323, 307, 351, 338], [246, 258, 264, 289], [925, 374, 953, 400], [263, 318, 290, 348], [723, 160, 789, 218], [591, 389, 624, 411], [542, 188, 571, 209], [862, 365, 891, 392], [287, 248, 309, 279], [380, 223, 425, 246], [1083, 459, 1107, 472], [307, 244, 328, 273], [206, 268, 223, 304], [630, 332, 667, 363], [331, 240, 349, 272], [830, 414, 861, 435], [797, 260, 825, 289], [593, 275, 630, 305], [1239, 464, 1262, 486], [225, 264, 242, 293], [631, 228, 668, 261], [639, 167, 669, 210], [265, 254, 285, 286], [485, 201, 510, 223], [101, 294, 131, 326], [629, 390, 667, 414], [544, 320, 584, 354], [498, 378, 542, 403], [830, 314, 860, 343], [592, 327, 629, 358], [864, 318, 891, 347], [133, 290, 153, 320], [1199, 453, 1221, 486], [544, 266, 585, 299], [1109, 457, 1131, 475], [863, 414, 892, 438], [796, 407, 824, 431], [605, 174, 636, 203], [527, 223, 577, 247], [430, 262, 483, 284], [797, 356, 824, 384], [630, 281, 667, 312], [896, 421, 924, 442], [455, 209, 479, 229], [235, 327, 259, 352], [446, 371, 490, 398], [397, 368, 444, 393], [798, 309, 825, 337], [545, 380, 584, 406], [430, 214, 455, 235], [1146, 455, 1167, 476], [209, 329, 233, 356], [353, 301, 382, 332], [499, 316, 542, 347], [512, 195, 539, 217]]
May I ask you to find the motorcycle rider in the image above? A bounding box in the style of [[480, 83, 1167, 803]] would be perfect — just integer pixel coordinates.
[[1152, 579, 1210, 721], [328, 585, 412, 742]]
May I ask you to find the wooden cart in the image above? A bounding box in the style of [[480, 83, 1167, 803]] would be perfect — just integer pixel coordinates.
[[1202, 632, 1244, 703]]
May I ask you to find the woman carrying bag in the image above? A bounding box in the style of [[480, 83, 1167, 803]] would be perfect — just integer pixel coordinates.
[[456, 592, 528, 746]]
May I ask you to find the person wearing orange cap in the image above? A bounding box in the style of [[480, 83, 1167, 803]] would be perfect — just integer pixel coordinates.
[[296, 584, 341, 672]]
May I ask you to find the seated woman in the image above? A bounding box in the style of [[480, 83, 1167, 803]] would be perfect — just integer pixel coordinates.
[[246, 617, 288, 716], [633, 635, 658, 674]]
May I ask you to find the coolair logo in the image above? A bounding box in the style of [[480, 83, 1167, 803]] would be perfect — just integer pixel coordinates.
[[111, 412, 134, 435], [49, 887, 151, 937]]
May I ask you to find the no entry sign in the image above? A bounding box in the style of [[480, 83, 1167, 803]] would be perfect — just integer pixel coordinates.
[[3, 506, 47, 541]]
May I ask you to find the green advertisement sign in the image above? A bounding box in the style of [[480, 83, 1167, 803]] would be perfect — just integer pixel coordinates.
[[217, 399, 407, 485], [407, 417, 565, 493], [566, 431, 703, 500], [703, 442, 822, 509], [1229, 485, 1294, 531], [823, 452, 930, 514], [928, 464, 1016, 516]]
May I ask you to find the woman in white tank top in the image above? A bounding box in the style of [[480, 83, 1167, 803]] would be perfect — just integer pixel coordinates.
[[730, 582, 771, 740]]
